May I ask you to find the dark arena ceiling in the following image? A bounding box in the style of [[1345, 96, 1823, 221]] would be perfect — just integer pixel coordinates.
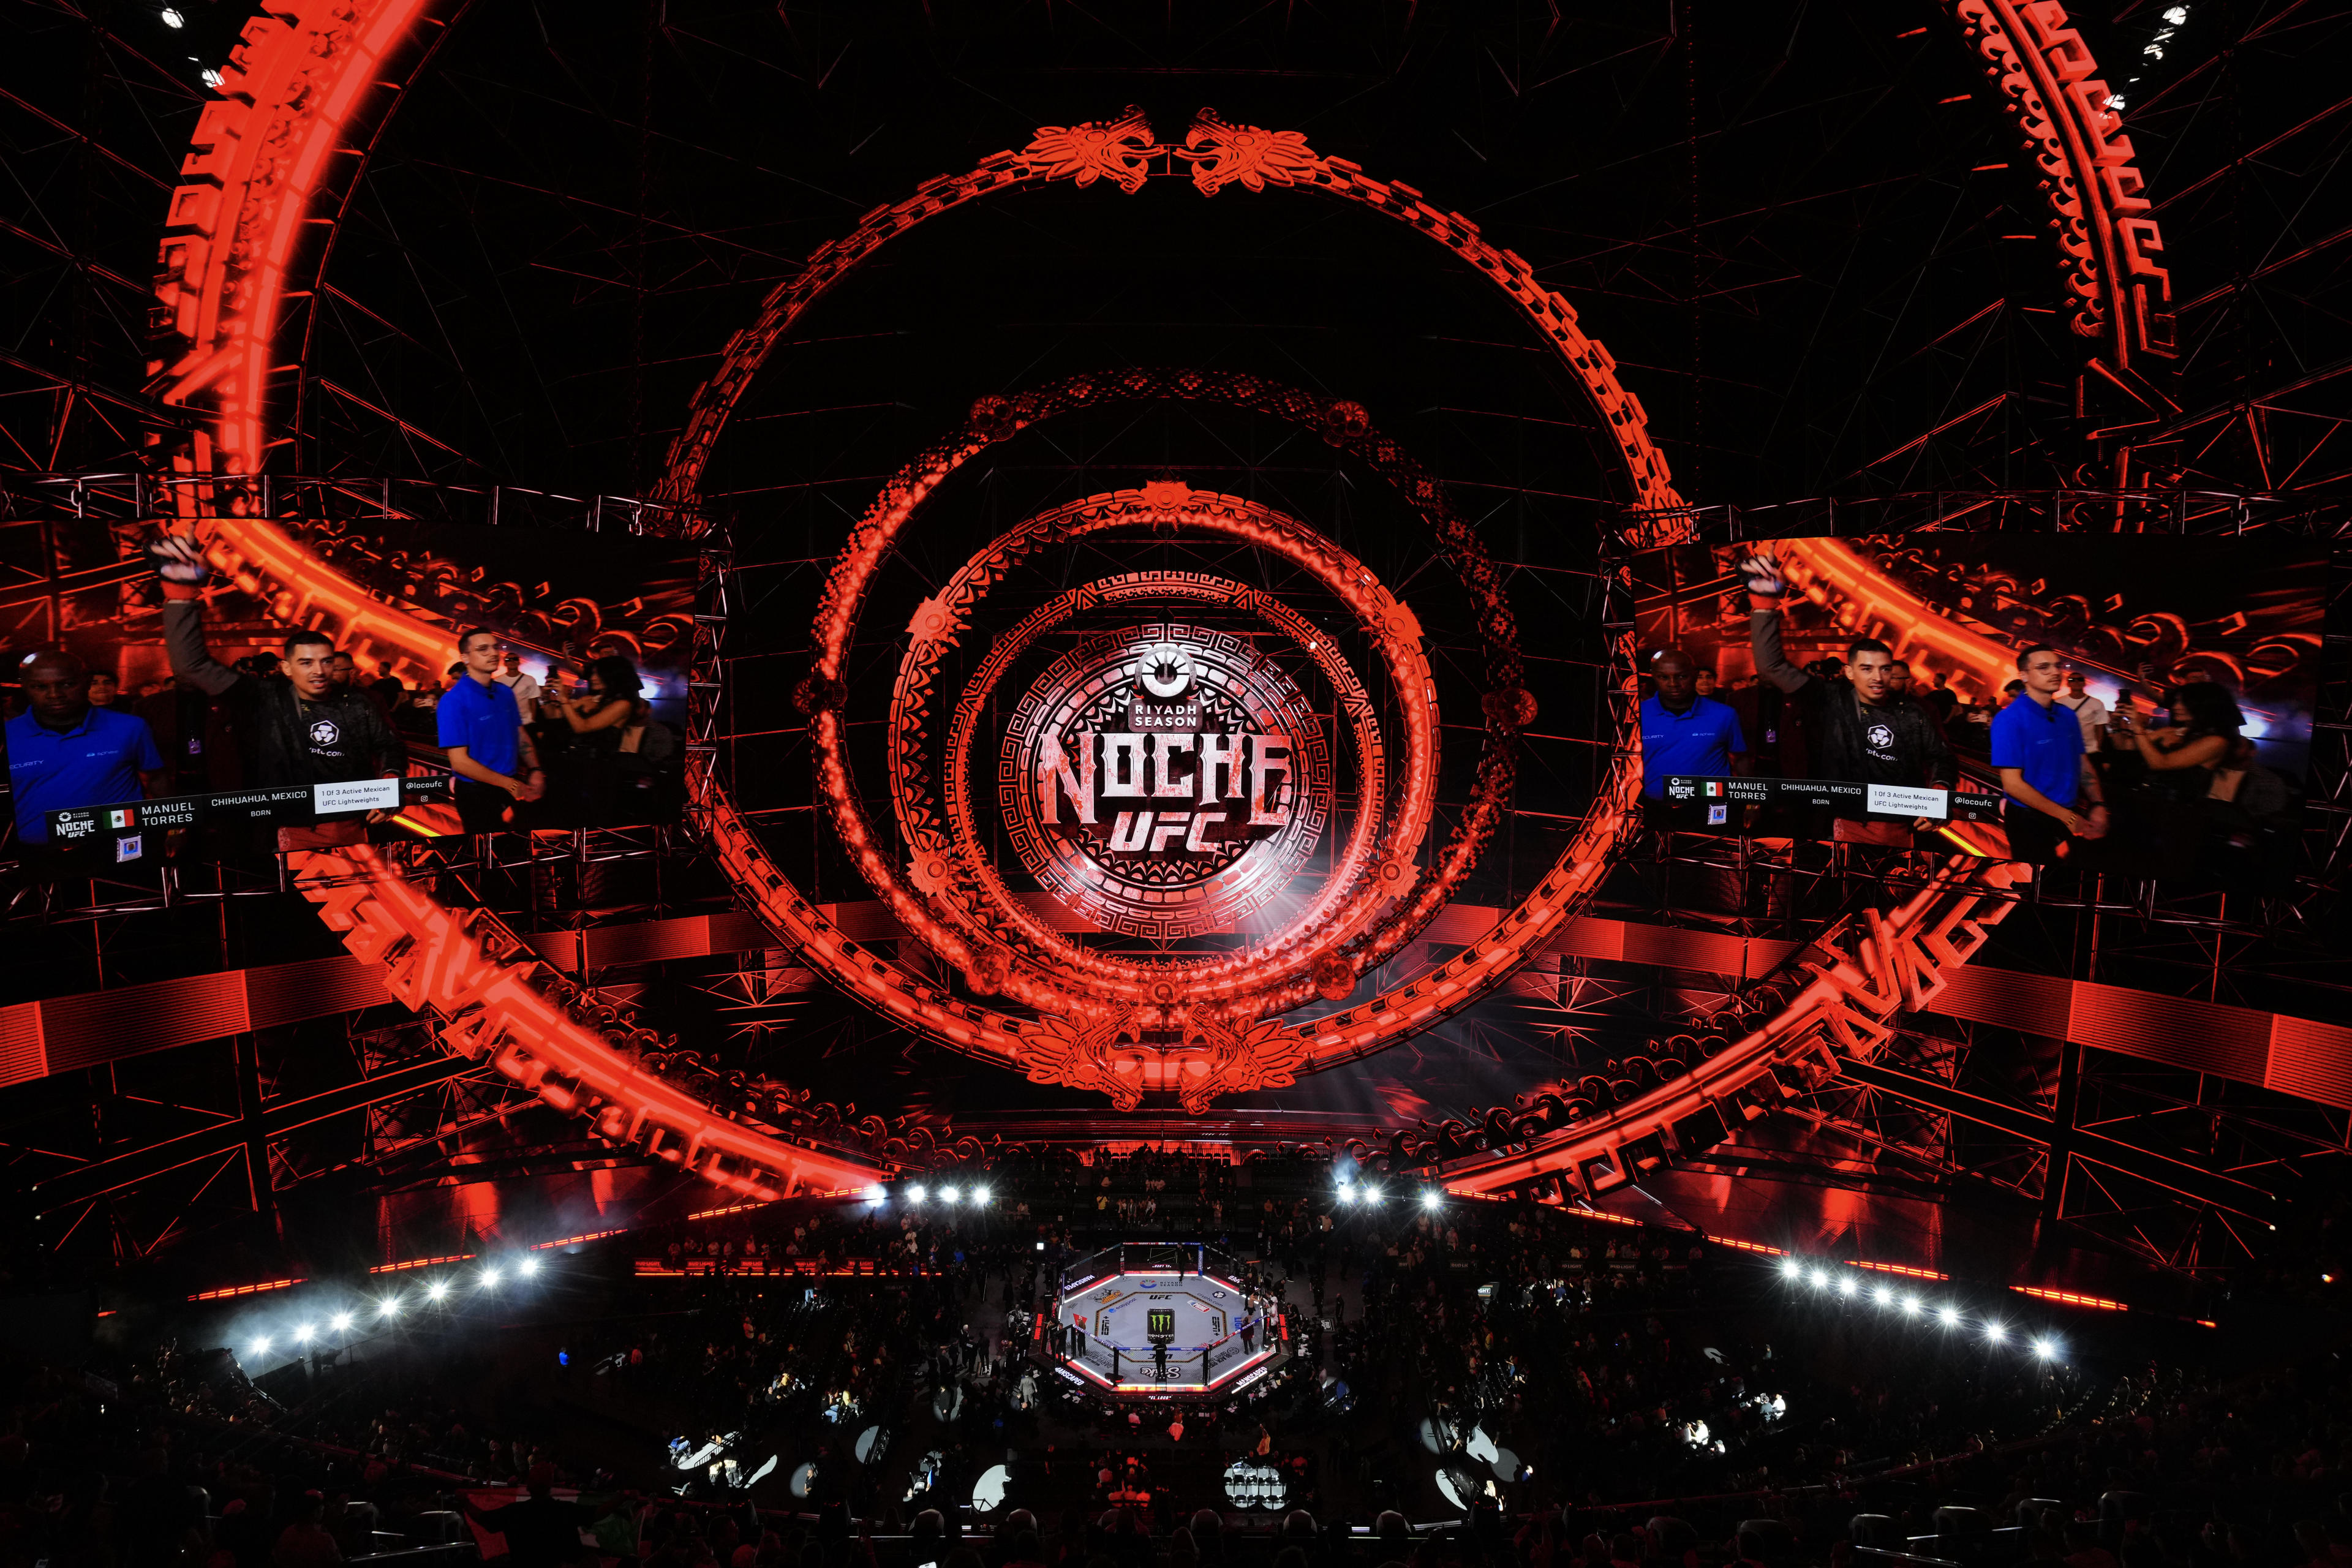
[[0, 0, 2347, 1321]]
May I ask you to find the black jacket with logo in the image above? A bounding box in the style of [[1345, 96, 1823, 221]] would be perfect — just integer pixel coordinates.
[[162, 601, 403, 788], [1749, 606, 1953, 815]]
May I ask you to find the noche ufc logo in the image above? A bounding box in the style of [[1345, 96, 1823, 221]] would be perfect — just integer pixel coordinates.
[[1036, 643, 1297, 855], [1004, 629, 1332, 940]]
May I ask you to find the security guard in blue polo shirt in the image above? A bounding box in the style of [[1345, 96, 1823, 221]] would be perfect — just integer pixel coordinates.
[[1640, 649, 1749, 817], [6, 649, 167, 851], [1991, 643, 2108, 867]]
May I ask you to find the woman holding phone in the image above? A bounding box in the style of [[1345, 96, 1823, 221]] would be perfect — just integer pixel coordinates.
[[544, 655, 641, 824], [2108, 682, 2245, 878]]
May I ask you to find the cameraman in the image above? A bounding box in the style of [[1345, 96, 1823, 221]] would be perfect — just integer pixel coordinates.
[[152, 537, 404, 850], [1742, 553, 1953, 846]]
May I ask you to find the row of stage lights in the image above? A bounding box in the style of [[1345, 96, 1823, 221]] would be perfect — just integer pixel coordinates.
[[883, 1179, 1425, 1210], [245, 1254, 545, 1361], [876, 1178, 1453, 1212], [897, 1182, 990, 1207], [1335, 1180, 1447, 1210], [1777, 1257, 2064, 1362]]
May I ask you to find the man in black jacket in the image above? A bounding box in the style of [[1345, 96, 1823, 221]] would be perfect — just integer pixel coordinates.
[[1740, 552, 1953, 846], [152, 536, 404, 849]]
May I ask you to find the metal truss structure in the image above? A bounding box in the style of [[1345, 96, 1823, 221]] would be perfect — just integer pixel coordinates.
[[2, 826, 893, 1274], [0, 0, 2345, 1291]]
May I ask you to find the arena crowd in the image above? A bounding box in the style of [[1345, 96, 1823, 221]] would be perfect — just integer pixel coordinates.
[[0, 1151, 2340, 1568]]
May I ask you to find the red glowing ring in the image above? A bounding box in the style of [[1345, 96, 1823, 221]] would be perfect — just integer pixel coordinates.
[[818, 422, 1502, 1025], [652, 105, 1682, 516], [704, 368, 1599, 1102], [930, 571, 1393, 1002], [893, 491, 1438, 1008]]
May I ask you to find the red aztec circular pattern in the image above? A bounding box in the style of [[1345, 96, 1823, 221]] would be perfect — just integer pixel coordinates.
[[890, 493, 1441, 1016], [943, 571, 1390, 962]]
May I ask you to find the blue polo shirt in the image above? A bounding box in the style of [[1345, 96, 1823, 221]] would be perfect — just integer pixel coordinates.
[[436, 673, 522, 778], [1990, 693, 2084, 810], [7, 706, 164, 843], [1639, 694, 1747, 799]]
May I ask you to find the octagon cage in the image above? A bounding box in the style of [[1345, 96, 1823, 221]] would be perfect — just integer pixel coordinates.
[[1045, 1242, 1291, 1401]]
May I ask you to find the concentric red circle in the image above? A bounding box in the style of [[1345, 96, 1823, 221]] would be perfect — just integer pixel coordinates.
[[862, 485, 1469, 1022]]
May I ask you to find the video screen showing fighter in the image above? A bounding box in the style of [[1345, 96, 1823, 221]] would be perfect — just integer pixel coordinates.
[[1629, 535, 2324, 886]]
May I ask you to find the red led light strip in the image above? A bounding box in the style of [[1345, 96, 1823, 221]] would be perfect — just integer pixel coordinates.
[[367, 1253, 472, 1275], [2011, 1284, 2128, 1312], [532, 1229, 629, 1251], [1054, 1347, 1274, 1396], [1854, 1259, 1951, 1281], [634, 1259, 911, 1279], [189, 1276, 306, 1301], [1526, 1196, 1646, 1226]]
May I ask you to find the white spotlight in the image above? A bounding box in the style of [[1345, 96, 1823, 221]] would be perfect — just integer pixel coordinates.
[[425, 1280, 450, 1302], [2033, 1337, 2059, 1360], [973, 1185, 990, 1205], [867, 1185, 887, 1204], [1779, 1257, 1802, 1280], [1983, 1321, 2007, 1344], [1901, 1295, 1921, 1315], [1364, 1186, 1384, 1206], [159, 7, 184, 24], [518, 1256, 540, 1278], [330, 1312, 353, 1332], [250, 1336, 271, 1356], [481, 1267, 503, 1288], [1836, 1275, 1857, 1298], [1422, 1189, 1443, 1210], [941, 1185, 962, 1205], [1872, 1286, 1893, 1306], [294, 1323, 315, 1344], [1938, 1305, 1961, 1326], [377, 1298, 400, 1318], [908, 1183, 929, 1204], [200, 66, 223, 88], [1338, 1186, 1357, 1206], [1807, 1268, 1828, 1289]]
